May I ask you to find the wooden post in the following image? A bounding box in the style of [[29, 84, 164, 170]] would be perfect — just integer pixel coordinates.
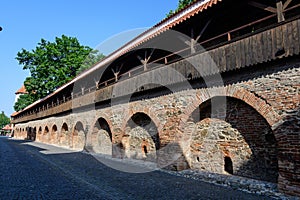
[[248, 0, 287, 22], [112, 70, 119, 82], [111, 64, 123, 82], [137, 49, 154, 71], [191, 37, 196, 54], [178, 20, 211, 54], [227, 32, 231, 41], [190, 29, 196, 54], [247, 0, 293, 23], [276, 1, 285, 22]]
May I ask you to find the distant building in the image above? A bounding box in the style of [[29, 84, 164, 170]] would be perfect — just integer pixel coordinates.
[[15, 85, 27, 103], [1, 124, 12, 136]]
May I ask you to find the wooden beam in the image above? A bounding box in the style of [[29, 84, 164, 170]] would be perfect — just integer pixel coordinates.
[[195, 19, 212, 42], [248, 1, 277, 13], [111, 64, 123, 82], [227, 32, 231, 41], [178, 35, 191, 46], [179, 20, 211, 54], [276, 1, 285, 22], [137, 50, 154, 71], [283, 0, 293, 10], [178, 34, 196, 53]]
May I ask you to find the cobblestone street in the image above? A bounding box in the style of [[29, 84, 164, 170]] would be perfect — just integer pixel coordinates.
[[0, 137, 277, 199]]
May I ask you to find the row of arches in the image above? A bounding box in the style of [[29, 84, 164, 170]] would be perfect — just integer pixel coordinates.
[[14, 122, 85, 150], [13, 96, 279, 183]]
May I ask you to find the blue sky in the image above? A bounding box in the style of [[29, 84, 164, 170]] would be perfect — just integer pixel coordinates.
[[0, 0, 178, 117]]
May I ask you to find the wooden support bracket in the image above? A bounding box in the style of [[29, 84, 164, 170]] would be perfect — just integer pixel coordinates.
[[283, 0, 293, 10], [137, 49, 154, 71], [276, 1, 285, 22], [179, 19, 211, 54], [111, 64, 123, 82], [248, 1, 277, 13], [248, 0, 293, 23]]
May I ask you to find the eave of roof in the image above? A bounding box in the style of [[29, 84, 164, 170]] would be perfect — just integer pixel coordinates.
[[11, 111, 20, 117], [13, 0, 222, 116]]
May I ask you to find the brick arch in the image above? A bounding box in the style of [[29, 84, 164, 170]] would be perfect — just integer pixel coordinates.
[[226, 87, 281, 127], [184, 96, 279, 183], [43, 126, 49, 134], [72, 121, 85, 135], [60, 122, 70, 138], [60, 122, 69, 132], [72, 120, 87, 132], [38, 126, 43, 134], [32, 127, 37, 141], [50, 124, 58, 144], [90, 111, 114, 137], [42, 126, 50, 143], [51, 124, 58, 130], [59, 122, 70, 147], [179, 87, 281, 130], [121, 109, 163, 135], [70, 121, 86, 150], [27, 126, 36, 141], [87, 117, 114, 155], [35, 126, 42, 142], [90, 117, 113, 138], [121, 111, 161, 161]]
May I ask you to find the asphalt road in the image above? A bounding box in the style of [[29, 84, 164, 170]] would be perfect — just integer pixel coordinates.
[[0, 136, 275, 200]]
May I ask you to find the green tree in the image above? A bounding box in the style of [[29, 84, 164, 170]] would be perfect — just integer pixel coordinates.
[[167, 0, 194, 17], [0, 111, 10, 128], [76, 50, 105, 74], [14, 35, 104, 111], [13, 94, 35, 112]]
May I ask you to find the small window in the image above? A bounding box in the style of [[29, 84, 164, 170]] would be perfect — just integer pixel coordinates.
[[142, 145, 148, 155], [224, 156, 233, 174]]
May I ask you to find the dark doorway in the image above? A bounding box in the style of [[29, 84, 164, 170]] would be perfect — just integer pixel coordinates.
[[224, 156, 233, 174]]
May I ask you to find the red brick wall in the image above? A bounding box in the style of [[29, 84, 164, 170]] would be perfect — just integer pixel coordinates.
[[189, 97, 278, 182]]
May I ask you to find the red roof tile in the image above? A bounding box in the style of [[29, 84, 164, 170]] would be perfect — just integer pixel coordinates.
[[2, 124, 12, 131], [11, 111, 19, 117], [15, 85, 27, 94]]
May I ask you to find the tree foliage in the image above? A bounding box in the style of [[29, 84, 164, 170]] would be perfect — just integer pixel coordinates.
[[13, 94, 35, 112], [0, 111, 10, 128], [167, 0, 195, 17], [77, 50, 105, 74], [14, 35, 104, 111]]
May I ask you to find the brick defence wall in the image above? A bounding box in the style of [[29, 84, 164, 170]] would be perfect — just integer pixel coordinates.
[[14, 60, 300, 196]]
